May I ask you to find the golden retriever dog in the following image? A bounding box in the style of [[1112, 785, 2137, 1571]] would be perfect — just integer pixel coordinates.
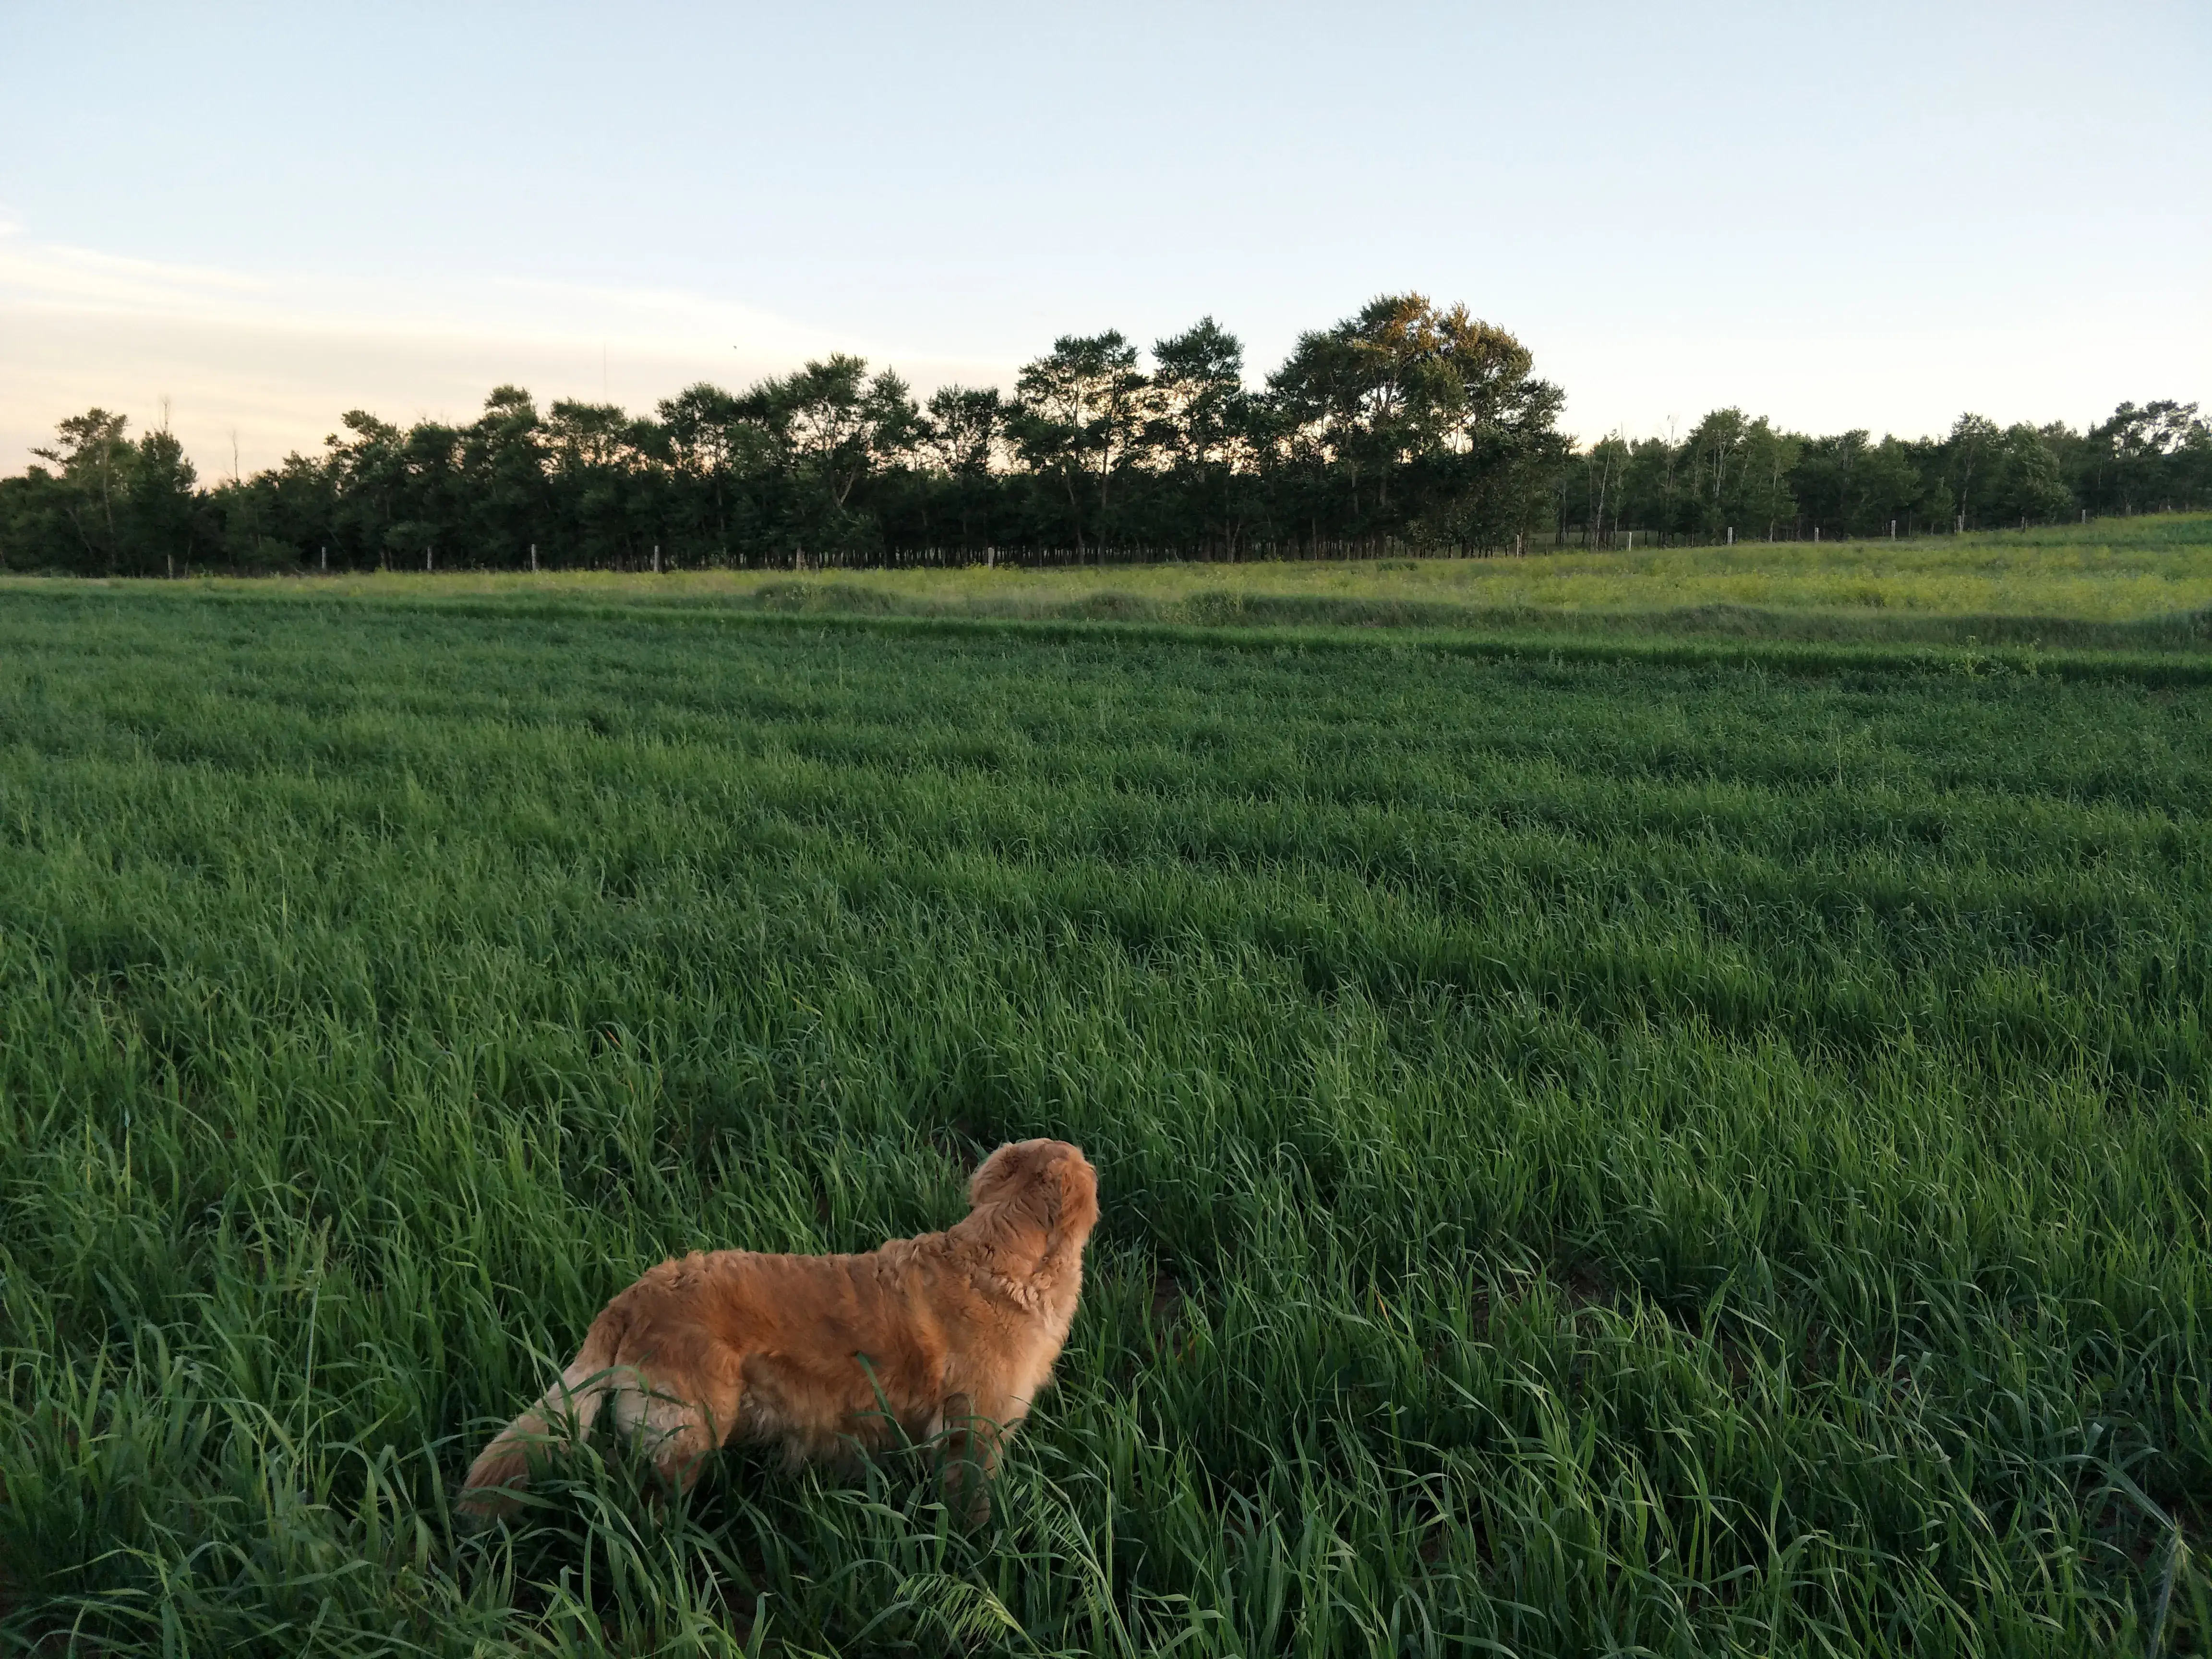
[[461, 1139, 1098, 1518]]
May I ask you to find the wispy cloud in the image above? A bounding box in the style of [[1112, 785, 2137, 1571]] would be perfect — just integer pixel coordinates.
[[0, 221, 1014, 474], [0, 236, 270, 312]]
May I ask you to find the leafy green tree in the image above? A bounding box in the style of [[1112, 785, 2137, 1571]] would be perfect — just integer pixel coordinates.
[[1985, 424, 2073, 524], [1680, 409, 1800, 539], [1938, 414, 2002, 530], [245, 451, 341, 565], [397, 420, 466, 565], [0, 465, 74, 569], [209, 469, 299, 570], [2179, 417, 2212, 509], [1269, 294, 1562, 548], [919, 386, 1004, 479], [10, 409, 208, 573], [459, 386, 553, 566], [1274, 295, 1490, 518], [915, 385, 1006, 554], [1615, 433, 1685, 541], [2083, 400, 2208, 514], [29, 409, 132, 570], [1145, 318, 1250, 469], [730, 355, 920, 559], [1010, 332, 1147, 553], [1861, 437, 1937, 535], [1736, 419, 1800, 540], [758, 355, 921, 513], [1788, 429, 1943, 538], [1791, 430, 1870, 536], [544, 400, 658, 566], [657, 382, 777, 561], [1672, 413, 1796, 541], [124, 427, 204, 568], [1142, 318, 1259, 553], [326, 412, 409, 566], [1563, 433, 1630, 545], [1680, 409, 1749, 538]]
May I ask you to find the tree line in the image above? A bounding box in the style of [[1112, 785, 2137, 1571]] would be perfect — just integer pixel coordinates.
[[1556, 400, 2212, 548], [2, 291, 2206, 576]]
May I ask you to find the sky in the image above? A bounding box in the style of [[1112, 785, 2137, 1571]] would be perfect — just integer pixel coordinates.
[[2, 1, 2206, 477]]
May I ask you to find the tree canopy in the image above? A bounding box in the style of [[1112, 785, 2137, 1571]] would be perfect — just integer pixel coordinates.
[[1556, 404, 2207, 549], [3, 295, 2204, 574]]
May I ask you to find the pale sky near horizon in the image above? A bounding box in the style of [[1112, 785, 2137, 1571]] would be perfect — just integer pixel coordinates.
[[2, 2, 2206, 478]]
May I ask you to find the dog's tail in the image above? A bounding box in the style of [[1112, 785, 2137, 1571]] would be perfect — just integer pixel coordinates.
[[458, 1321, 620, 1518]]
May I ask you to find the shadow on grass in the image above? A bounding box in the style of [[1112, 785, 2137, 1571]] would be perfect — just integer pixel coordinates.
[[725, 580, 2212, 652]]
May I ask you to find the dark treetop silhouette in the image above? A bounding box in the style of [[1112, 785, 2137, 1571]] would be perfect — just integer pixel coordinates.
[[4, 295, 2206, 574]]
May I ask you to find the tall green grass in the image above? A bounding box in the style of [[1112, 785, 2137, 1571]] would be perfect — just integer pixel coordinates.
[[1, 587, 2207, 1655], [31, 511, 2207, 645]]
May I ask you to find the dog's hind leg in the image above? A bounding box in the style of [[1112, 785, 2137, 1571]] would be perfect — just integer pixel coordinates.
[[459, 1338, 622, 1518], [610, 1356, 744, 1495]]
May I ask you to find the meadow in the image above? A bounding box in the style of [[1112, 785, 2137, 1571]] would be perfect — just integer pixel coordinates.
[[83, 513, 2212, 651], [0, 572, 2207, 1655]]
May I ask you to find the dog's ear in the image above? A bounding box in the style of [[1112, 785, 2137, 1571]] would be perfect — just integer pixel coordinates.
[[969, 1142, 1099, 1239], [967, 1142, 1027, 1210], [1039, 1149, 1100, 1238], [1005, 1144, 1100, 1239]]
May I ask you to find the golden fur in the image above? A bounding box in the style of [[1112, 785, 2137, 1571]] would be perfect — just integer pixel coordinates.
[[461, 1139, 1099, 1517]]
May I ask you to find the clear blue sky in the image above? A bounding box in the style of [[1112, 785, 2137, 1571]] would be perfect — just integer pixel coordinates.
[[2, 1, 2206, 475]]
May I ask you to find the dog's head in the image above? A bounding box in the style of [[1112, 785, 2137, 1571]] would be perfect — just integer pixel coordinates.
[[967, 1139, 1101, 1248]]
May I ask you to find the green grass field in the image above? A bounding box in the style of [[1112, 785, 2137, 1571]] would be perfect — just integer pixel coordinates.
[[1, 566, 2207, 1654], [49, 513, 2210, 652]]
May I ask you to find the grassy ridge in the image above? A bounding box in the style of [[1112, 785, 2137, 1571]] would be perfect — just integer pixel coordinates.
[[28, 512, 2206, 645], [1, 587, 2208, 1654]]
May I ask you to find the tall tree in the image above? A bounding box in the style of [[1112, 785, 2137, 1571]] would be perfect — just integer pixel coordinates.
[[1270, 294, 1563, 545], [1145, 317, 1249, 469], [917, 385, 1006, 553], [1680, 409, 1749, 538], [919, 385, 1005, 479], [658, 382, 776, 560], [1985, 424, 2073, 524], [755, 355, 921, 512], [2086, 400, 2207, 514], [30, 409, 132, 571], [544, 401, 656, 566], [459, 386, 553, 566], [14, 409, 208, 574], [1939, 414, 2002, 530], [1144, 318, 1257, 552], [326, 412, 409, 567], [1009, 332, 1147, 553]]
